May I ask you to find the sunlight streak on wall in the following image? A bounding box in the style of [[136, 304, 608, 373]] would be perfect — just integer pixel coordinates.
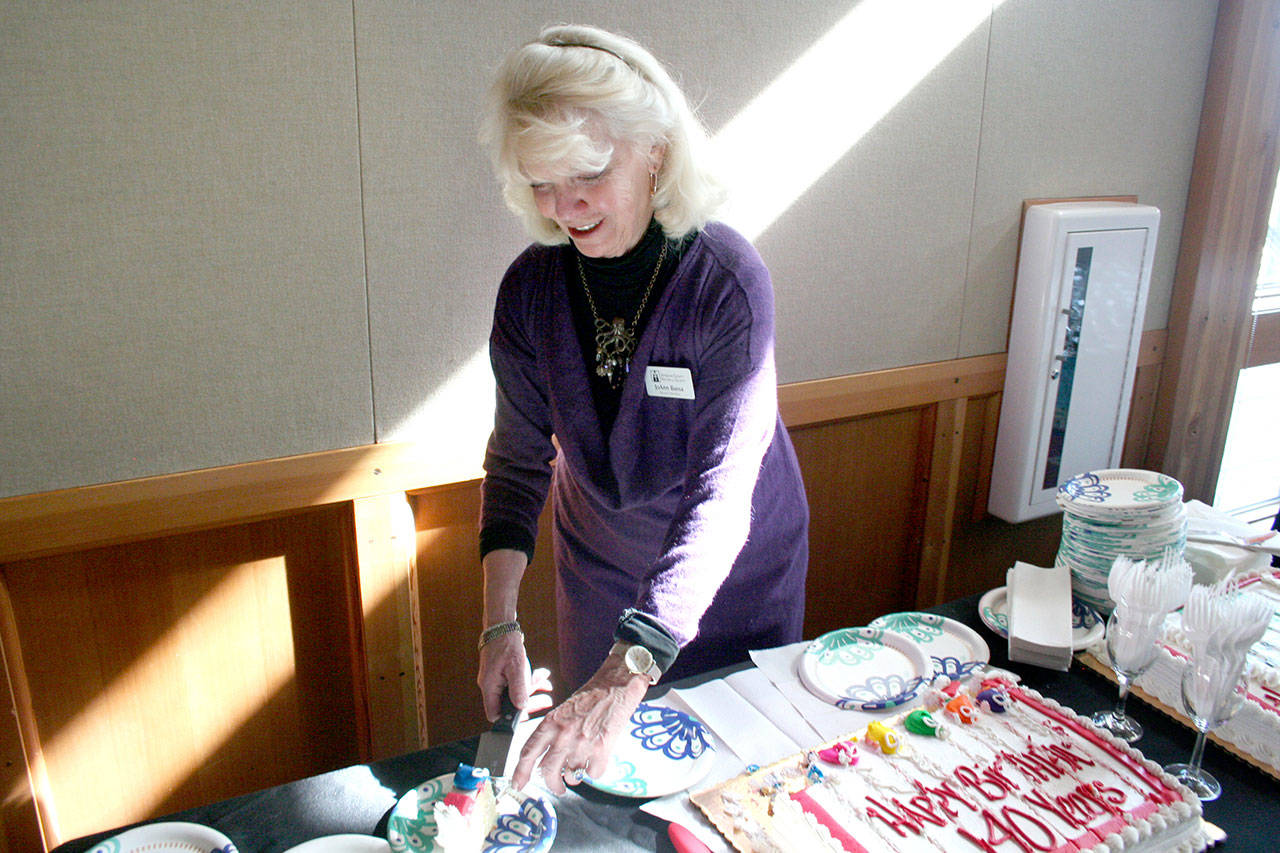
[[39, 558, 297, 826], [714, 0, 997, 241], [387, 1, 998, 452], [382, 345, 492, 481]]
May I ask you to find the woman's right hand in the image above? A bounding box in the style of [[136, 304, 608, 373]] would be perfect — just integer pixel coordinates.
[[478, 630, 553, 721]]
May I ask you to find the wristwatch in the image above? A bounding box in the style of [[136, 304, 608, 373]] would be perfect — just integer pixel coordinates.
[[609, 640, 662, 685]]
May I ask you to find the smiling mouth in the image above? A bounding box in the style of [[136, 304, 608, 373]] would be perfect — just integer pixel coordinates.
[[567, 220, 602, 236]]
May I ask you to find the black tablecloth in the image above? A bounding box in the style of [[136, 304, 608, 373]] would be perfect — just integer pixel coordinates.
[[53, 593, 1278, 852]]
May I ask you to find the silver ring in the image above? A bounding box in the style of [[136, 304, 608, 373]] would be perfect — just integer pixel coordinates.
[[568, 768, 584, 782]]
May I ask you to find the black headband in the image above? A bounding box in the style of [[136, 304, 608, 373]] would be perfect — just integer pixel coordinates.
[[546, 39, 631, 68]]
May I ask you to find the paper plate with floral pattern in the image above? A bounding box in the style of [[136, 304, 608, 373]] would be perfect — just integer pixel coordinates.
[[798, 626, 932, 711], [387, 774, 555, 853], [583, 701, 716, 798], [1056, 468, 1184, 518], [88, 822, 237, 853], [868, 611, 990, 684]]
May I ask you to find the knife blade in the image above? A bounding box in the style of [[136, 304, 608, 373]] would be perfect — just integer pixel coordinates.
[[474, 689, 521, 781]]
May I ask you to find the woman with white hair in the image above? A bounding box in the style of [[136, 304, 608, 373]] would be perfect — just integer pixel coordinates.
[[476, 23, 809, 794]]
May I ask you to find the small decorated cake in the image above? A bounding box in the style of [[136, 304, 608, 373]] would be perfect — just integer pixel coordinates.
[[430, 765, 498, 853], [1132, 569, 1280, 780], [692, 678, 1210, 852]]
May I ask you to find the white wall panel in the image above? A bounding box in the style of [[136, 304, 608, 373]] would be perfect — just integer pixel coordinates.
[[0, 2, 373, 498], [354, 1, 875, 457], [0, 0, 1219, 497], [960, 0, 1217, 358]]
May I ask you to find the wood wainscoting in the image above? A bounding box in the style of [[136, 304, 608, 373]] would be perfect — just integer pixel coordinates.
[[0, 332, 1163, 851]]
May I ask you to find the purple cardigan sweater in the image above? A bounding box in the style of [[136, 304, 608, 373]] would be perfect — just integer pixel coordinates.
[[481, 222, 809, 688]]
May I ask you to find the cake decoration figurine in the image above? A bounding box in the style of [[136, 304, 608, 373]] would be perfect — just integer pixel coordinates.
[[904, 708, 942, 737], [944, 692, 978, 724], [864, 720, 901, 754], [817, 739, 860, 766], [976, 685, 1011, 713]]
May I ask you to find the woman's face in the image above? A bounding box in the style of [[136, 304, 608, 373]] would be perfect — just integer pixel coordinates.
[[528, 141, 659, 258]]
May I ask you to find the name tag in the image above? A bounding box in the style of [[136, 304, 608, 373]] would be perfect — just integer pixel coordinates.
[[644, 365, 695, 399]]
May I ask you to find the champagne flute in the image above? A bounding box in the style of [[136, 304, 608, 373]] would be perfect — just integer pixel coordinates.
[[1165, 656, 1248, 800], [1091, 609, 1162, 742]]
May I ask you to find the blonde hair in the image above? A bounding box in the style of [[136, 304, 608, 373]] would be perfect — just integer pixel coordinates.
[[479, 24, 725, 245]]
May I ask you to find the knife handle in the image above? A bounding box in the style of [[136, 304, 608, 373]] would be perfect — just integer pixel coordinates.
[[668, 821, 712, 853], [493, 689, 520, 734]]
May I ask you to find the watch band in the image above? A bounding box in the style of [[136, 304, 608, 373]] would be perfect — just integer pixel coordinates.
[[613, 608, 679, 673]]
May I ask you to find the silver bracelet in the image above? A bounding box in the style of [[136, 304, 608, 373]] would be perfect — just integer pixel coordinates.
[[478, 620, 522, 649]]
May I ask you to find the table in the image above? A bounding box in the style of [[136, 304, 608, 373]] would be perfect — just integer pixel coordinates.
[[53, 593, 1278, 852]]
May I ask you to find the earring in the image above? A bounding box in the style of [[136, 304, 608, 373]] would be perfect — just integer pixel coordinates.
[[650, 171, 658, 198]]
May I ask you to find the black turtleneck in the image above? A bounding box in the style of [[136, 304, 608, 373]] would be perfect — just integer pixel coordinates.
[[566, 219, 689, 434]]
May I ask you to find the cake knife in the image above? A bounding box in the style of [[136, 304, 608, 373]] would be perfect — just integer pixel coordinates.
[[474, 688, 521, 784]]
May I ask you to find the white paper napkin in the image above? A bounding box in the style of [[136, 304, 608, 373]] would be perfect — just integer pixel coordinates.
[[1007, 561, 1073, 670], [639, 690, 738, 853], [1184, 499, 1273, 583], [671, 678, 798, 767], [749, 642, 893, 740], [723, 667, 823, 749]]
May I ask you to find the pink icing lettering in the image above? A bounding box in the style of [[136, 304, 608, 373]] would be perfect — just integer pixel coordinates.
[[865, 796, 926, 837], [1004, 687, 1176, 800], [1000, 806, 1059, 851], [956, 808, 1031, 852], [1079, 781, 1127, 815], [1000, 751, 1052, 784], [1046, 742, 1096, 773], [917, 778, 978, 816], [906, 789, 950, 827], [957, 806, 1060, 852], [1023, 788, 1093, 830], [956, 765, 1015, 801]]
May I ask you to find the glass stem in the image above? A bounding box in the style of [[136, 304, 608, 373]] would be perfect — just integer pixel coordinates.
[[1114, 676, 1130, 718], [1188, 728, 1208, 774]]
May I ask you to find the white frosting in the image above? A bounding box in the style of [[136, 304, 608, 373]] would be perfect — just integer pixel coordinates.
[[431, 784, 496, 853], [1132, 568, 1280, 777], [693, 683, 1208, 853]]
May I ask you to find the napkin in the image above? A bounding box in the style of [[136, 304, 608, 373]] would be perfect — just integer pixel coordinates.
[[723, 668, 823, 749], [749, 642, 903, 740], [639, 690, 738, 853], [671, 677, 802, 767], [1184, 500, 1273, 583], [1007, 561, 1073, 670]]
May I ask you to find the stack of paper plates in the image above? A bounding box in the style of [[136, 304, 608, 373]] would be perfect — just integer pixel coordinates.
[[1055, 469, 1186, 614]]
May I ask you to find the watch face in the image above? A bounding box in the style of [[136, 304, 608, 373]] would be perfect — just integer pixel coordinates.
[[626, 645, 655, 672]]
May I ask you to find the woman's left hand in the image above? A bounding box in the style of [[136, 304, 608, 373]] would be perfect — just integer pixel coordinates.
[[509, 653, 648, 794]]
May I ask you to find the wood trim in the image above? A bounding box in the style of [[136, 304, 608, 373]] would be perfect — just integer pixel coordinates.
[[971, 393, 1002, 523], [1246, 310, 1280, 368], [778, 354, 1006, 427], [0, 579, 57, 850], [1147, 0, 1280, 501], [0, 443, 464, 564], [0, 331, 1166, 566], [352, 494, 428, 759], [916, 398, 966, 608]]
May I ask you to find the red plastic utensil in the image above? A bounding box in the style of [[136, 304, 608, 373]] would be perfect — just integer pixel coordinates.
[[668, 820, 713, 853]]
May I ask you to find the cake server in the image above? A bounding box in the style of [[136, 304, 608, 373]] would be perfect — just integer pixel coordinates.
[[474, 689, 521, 782]]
